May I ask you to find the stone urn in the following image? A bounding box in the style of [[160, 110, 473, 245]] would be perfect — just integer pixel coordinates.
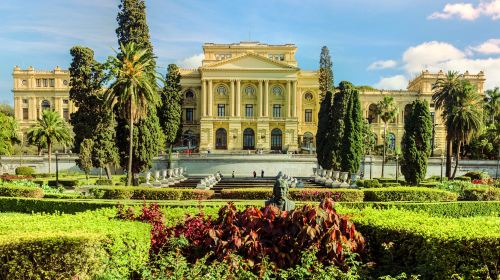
[[350, 173, 359, 188], [340, 172, 350, 188], [332, 171, 341, 188]]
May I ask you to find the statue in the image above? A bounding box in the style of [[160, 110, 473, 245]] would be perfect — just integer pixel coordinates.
[[265, 178, 295, 211]]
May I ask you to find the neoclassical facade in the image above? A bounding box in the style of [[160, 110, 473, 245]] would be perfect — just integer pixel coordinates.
[[12, 42, 486, 155]]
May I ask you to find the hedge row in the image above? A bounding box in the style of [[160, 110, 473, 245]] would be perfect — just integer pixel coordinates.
[[0, 185, 43, 198], [0, 210, 150, 279], [339, 201, 500, 217], [90, 187, 214, 200], [363, 187, 457, 202], [219, 188, 364, 202], [346, 208, 500, 279], [462, 188, 500, 201]]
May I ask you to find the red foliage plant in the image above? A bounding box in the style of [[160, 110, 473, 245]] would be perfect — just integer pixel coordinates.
[[118, 199, 365, 269]]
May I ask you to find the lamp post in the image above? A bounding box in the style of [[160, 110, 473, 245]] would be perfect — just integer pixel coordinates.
[[440, 153, 445, 182], [395, 154, 399, 182], [55, 151, 59, 187], [369, 155, 373, 180], [431, 124, 437, 157]]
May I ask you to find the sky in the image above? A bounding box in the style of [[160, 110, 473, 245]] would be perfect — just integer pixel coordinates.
[[0, 0, 499, 104]]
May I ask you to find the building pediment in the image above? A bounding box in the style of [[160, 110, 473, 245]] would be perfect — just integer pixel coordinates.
[[202, 53, 299, 71]]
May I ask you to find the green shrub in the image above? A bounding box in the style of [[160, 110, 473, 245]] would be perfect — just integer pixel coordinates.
[[0, 185, 43, 198], [463, 171, 491, 180], [344, 208, 500, 279], [33, 180, 46, 186], [179, 189, 214, 200], [356, 179, 381, 188], [453, 176, 471, 182], [381, 182, 401, 187], [374, 178, 405, 184], [418, 182, 439, 188], [32, 173, 52, 178], [426, 175, 447, 182], [90, 187, 213, 201], [462, 187, 500, 201], [363, 187, 457, 202], [289, 188, 364, 202], [42, 193, 86, 199], [219, 188, 273, 200], [0, 210, 150, 279], [14, 166, 35, 176], [48, 179, 81, 189], [0, 197, 118, 214], [95, 179, 113, 185]]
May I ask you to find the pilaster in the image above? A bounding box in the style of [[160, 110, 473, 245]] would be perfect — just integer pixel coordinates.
[[264, 80, 269, 117], [208, 80, 213, 117]]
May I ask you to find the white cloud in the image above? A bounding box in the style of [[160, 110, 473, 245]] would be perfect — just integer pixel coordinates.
[[374, 75, 408, 90], [402, 41, 465, 74], [469, 38, 500, 54], [428, 0, 500, 21], [177, 53, 204, 68], [367, 59, 397, 70]]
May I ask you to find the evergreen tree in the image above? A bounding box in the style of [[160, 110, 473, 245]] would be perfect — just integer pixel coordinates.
[[158, 64, 183, 168], [319, 46, 334, 100], [339, 81, 363, 173], [92, 112, 119, 179], [316, 91, 334, 169], [375, 96, 399, 177], [68, 46, 104, 153], [401, 100, 433, 185], [113, 0, 164, 184], [330, 86, 349, 170], [0, 112, 19, 156], [361, 120, 376, 155], [77, 138, 94, 182]]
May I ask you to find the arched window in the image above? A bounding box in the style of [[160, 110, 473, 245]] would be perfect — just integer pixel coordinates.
[[244, 85, 255, 96], [243, 128, 255, 150], [185, 90, 194, 99], [388, 133, 396, 150], [41, 100, 51, 111], [404, 104, 412, 123], [304, 92, 313, 101], [215, 128, 227, 150], [302, 132, 314, 148], [272, 85, 283, 96], [216, 85, 227, 96], [368, 104, 378, 124], [271, 128, 282, 151]]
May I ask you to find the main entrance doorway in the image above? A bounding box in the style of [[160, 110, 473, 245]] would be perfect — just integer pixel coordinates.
[[243, 128, 255, 150]]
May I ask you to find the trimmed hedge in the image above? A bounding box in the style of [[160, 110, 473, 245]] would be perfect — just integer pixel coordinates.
[[90, 187, 214, 200], [418, 182, 440, 188], [0, 197, 117, 214], [95, 179, 113, 185], [453, 176, 471, 182], [345, 208, 500, 279], [0, 185, 43, 198], [15, 166, 35, 176], [219, 188, 364, 202], [0, 210, 150, 279], [356, 179, 381, 188], [48, 179, 81, 189], [462, 188, 500, 201], [363, 187, 457, 202], [380, 182, 401, 187], [339, 201, 500, 217]]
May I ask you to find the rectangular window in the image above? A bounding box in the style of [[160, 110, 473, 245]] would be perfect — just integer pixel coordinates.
[[245, 104, 253, 117], [36, 79, 41, 87], [63, 109, 69, 121], [305, 109, 313, 123], [49, 79, 55, 87], [273, 104, 281, 118], [217, 104, 225, 117], [23, 108, 29, 120], [43, 79, 48, 87], [22, 99, 28, 104], [186, 108, 194, 122], [63, 99, 69, 105]]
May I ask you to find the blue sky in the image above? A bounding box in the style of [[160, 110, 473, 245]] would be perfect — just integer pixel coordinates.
[[1, 0, 499, 104]]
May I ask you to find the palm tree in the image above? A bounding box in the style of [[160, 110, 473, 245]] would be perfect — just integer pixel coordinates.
[[27, 110, 72, 173], [104, 43, 161, 186], [432, 71, 462, 178], [447, 81, 483, 178], [484, 87, 499, 124], [375, 96, 399, 177]]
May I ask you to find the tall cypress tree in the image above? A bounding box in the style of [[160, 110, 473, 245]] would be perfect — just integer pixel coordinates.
[[401, 100, 432, 185], [339, 81, 363, 173], [114, 0, 164, 180], [319, 46, 334, 100], [158, 64, 183, 168], [316, 91, 334, 169], [330, 86, 349, 170], [68, 46, 104, 153]]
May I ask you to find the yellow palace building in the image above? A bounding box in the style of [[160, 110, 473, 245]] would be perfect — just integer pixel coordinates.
[[12, 41, 486, 154]]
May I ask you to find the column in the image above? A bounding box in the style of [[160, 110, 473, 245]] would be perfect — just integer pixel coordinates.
[[230, 80, 235, 117], [292, 81, 297, 117], [14, 97, 21, 120], [208, 80, 213, 116], [264, 80, 269, 117], [236, 80, 241, 117], [297, 86, 302, 122], [258, 80, 263, 117], [286, 80, 291, 118], [201, 80, 206, 117]]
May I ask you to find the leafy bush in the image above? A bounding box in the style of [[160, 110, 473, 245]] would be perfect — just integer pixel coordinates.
[[41, 184, 64, 194], [463, 171, 491, 180], [0, 210, 150, 279], [453, 176, 471, 182], [90, 187, 214, 201], [363, 187, 457, 202], [48, 179, 81, 188], [426, 175, 447, 182], [95, 179, 113, 185], [0, 185, 43, 198], [356, 179, 381, 188], [0, 197, 119, 214], [15, 166, 35, 176], [219, 188, 272, 200], [345, 207, 500, 279], [418, 182, 439, 188], [380, 182, 401, 187], [462, 187, 500, 201], [220, 188, 364, 202], [42, 193, 86, 199], [0, 174, 33, 181]]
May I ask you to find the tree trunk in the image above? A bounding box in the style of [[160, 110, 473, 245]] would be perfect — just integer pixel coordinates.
[[105, 164, 112, 180], [127, 105, 134, 186], [48, 142, 52, 174], [446, 139, 452, 178], [381, 124, 387, 177], [167, 144, 172, 169], [37, 146, 42, 156], [452, 141, 461, 179]]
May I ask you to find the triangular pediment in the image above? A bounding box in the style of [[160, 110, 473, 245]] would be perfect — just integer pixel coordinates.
[[202, 53, 299, 71]]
